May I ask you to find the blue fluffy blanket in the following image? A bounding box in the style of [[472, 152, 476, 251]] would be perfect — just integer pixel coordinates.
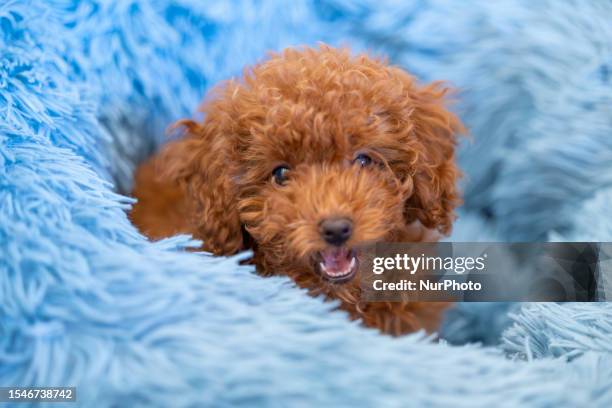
[[2, 1, 612, 406]]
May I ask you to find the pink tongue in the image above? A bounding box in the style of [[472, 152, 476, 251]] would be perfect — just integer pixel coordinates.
[[321, 247, 350, 272]]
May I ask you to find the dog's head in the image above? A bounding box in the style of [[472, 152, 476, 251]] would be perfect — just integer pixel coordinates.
[[160, 46, 463, 286]]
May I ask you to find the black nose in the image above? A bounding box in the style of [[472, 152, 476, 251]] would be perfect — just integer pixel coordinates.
[[319, 217, 353, 246]]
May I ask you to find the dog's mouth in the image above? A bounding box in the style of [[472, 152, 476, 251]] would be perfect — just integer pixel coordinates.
[[314, 247, 358, 283]]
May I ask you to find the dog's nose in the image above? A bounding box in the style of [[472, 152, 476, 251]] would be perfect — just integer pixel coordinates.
[[320, 217, 353, 246]]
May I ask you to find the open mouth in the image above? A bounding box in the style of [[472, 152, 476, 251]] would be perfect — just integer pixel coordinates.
[[315, 247, 359, 283]]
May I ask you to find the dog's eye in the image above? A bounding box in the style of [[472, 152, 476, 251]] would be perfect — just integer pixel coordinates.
[[272, 165, 290, 185], [353, 153, 373, 167]]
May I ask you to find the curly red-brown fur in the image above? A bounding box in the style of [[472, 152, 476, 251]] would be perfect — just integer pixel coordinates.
[[130, 45, 464, 336]]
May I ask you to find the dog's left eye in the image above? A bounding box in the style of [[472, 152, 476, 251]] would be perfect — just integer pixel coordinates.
[[353, 153, 373, 167], [272, 165, 290, 185]]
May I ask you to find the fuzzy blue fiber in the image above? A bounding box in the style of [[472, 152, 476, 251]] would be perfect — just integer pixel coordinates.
[[2, 1, 612, 407]]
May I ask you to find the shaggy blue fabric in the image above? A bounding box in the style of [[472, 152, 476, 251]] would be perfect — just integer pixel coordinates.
[[2, 1, 612, 406]]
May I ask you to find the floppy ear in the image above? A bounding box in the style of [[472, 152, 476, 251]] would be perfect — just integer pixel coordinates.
[[157, 119, 245, 255], [403, 81, 464, 235]]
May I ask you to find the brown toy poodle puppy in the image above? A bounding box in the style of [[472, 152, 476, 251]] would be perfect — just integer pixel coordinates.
[[130, 45, 464, 336]]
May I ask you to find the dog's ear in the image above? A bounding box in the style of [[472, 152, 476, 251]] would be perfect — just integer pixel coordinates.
[[401, 81, 464, 235], [157, 119, 244, 255]]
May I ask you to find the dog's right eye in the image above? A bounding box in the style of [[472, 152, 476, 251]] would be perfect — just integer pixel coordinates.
[[353, 153, 373, 168], [272, 165, 290, 186]]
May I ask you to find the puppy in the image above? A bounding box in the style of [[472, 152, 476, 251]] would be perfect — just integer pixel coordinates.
[[130, 45, 464, 336]]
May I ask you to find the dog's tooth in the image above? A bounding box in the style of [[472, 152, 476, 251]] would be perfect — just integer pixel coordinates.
[[319, 262, 328, 273], [349, 257, 356, 270]]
